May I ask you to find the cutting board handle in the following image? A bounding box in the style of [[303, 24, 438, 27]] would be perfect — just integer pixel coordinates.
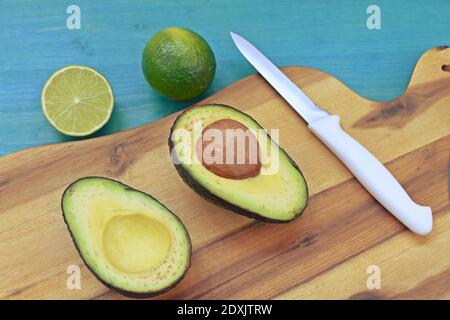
[[352, 46, 450, 130], [406, 46, 450, 89]]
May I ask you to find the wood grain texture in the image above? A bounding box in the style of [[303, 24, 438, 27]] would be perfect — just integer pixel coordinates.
[[0, 46, 449, 300], [1, 0, 450, 156]]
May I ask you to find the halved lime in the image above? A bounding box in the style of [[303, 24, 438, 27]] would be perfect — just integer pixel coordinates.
[[41, 65, 114, 137]]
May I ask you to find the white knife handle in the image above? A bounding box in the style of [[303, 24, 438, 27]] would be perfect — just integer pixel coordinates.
[[308, 114, 432, 235]]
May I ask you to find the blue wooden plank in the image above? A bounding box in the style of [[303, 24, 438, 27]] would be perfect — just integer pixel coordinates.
[[0, 0, 449, 156]]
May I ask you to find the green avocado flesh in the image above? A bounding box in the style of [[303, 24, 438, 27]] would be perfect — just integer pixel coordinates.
[[170, 104, 308, 222], [62, 177, 191, 297]]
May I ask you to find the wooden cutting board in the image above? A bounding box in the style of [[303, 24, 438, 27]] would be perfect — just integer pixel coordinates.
[[0, 46, 449, 300]]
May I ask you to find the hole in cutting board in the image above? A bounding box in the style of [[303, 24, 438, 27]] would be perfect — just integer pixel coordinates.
[[442, 64, 450, 72]]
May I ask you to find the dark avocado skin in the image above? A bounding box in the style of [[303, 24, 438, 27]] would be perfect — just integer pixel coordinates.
[[168, 104, 309, 223], [61, 176, 192, 299]]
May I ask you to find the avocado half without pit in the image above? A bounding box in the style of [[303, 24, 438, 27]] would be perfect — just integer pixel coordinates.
[[62, 177, 191, 297], [169, 104, 308, 222]]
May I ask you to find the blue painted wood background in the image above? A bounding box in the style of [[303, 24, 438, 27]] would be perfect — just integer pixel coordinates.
[[0, 0, 449, 156]]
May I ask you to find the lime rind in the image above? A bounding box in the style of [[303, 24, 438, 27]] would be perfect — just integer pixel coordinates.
[[142, 27, 216, 101]]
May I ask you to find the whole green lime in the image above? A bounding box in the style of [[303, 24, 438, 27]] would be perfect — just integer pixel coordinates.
[[142, 27, 216, 101]]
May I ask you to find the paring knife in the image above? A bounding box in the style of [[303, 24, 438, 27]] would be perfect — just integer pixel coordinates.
[[230, 32, 432, 235]]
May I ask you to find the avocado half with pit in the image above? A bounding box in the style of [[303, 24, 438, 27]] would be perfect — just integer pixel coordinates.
[[169, 104, 308, 222], [62, 177, 191, 297]]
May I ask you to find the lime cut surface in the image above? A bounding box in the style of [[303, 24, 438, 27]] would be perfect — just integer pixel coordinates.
[[41, 65, 114, 137]]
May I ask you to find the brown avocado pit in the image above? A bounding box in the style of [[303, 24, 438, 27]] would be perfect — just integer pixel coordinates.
[[170, 104, 309, 223], [196, 119, 261, 179]]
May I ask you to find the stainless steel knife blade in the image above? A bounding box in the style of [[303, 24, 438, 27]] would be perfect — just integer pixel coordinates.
[[229, 31, 433, 235], [230, 32, 329, 123]]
